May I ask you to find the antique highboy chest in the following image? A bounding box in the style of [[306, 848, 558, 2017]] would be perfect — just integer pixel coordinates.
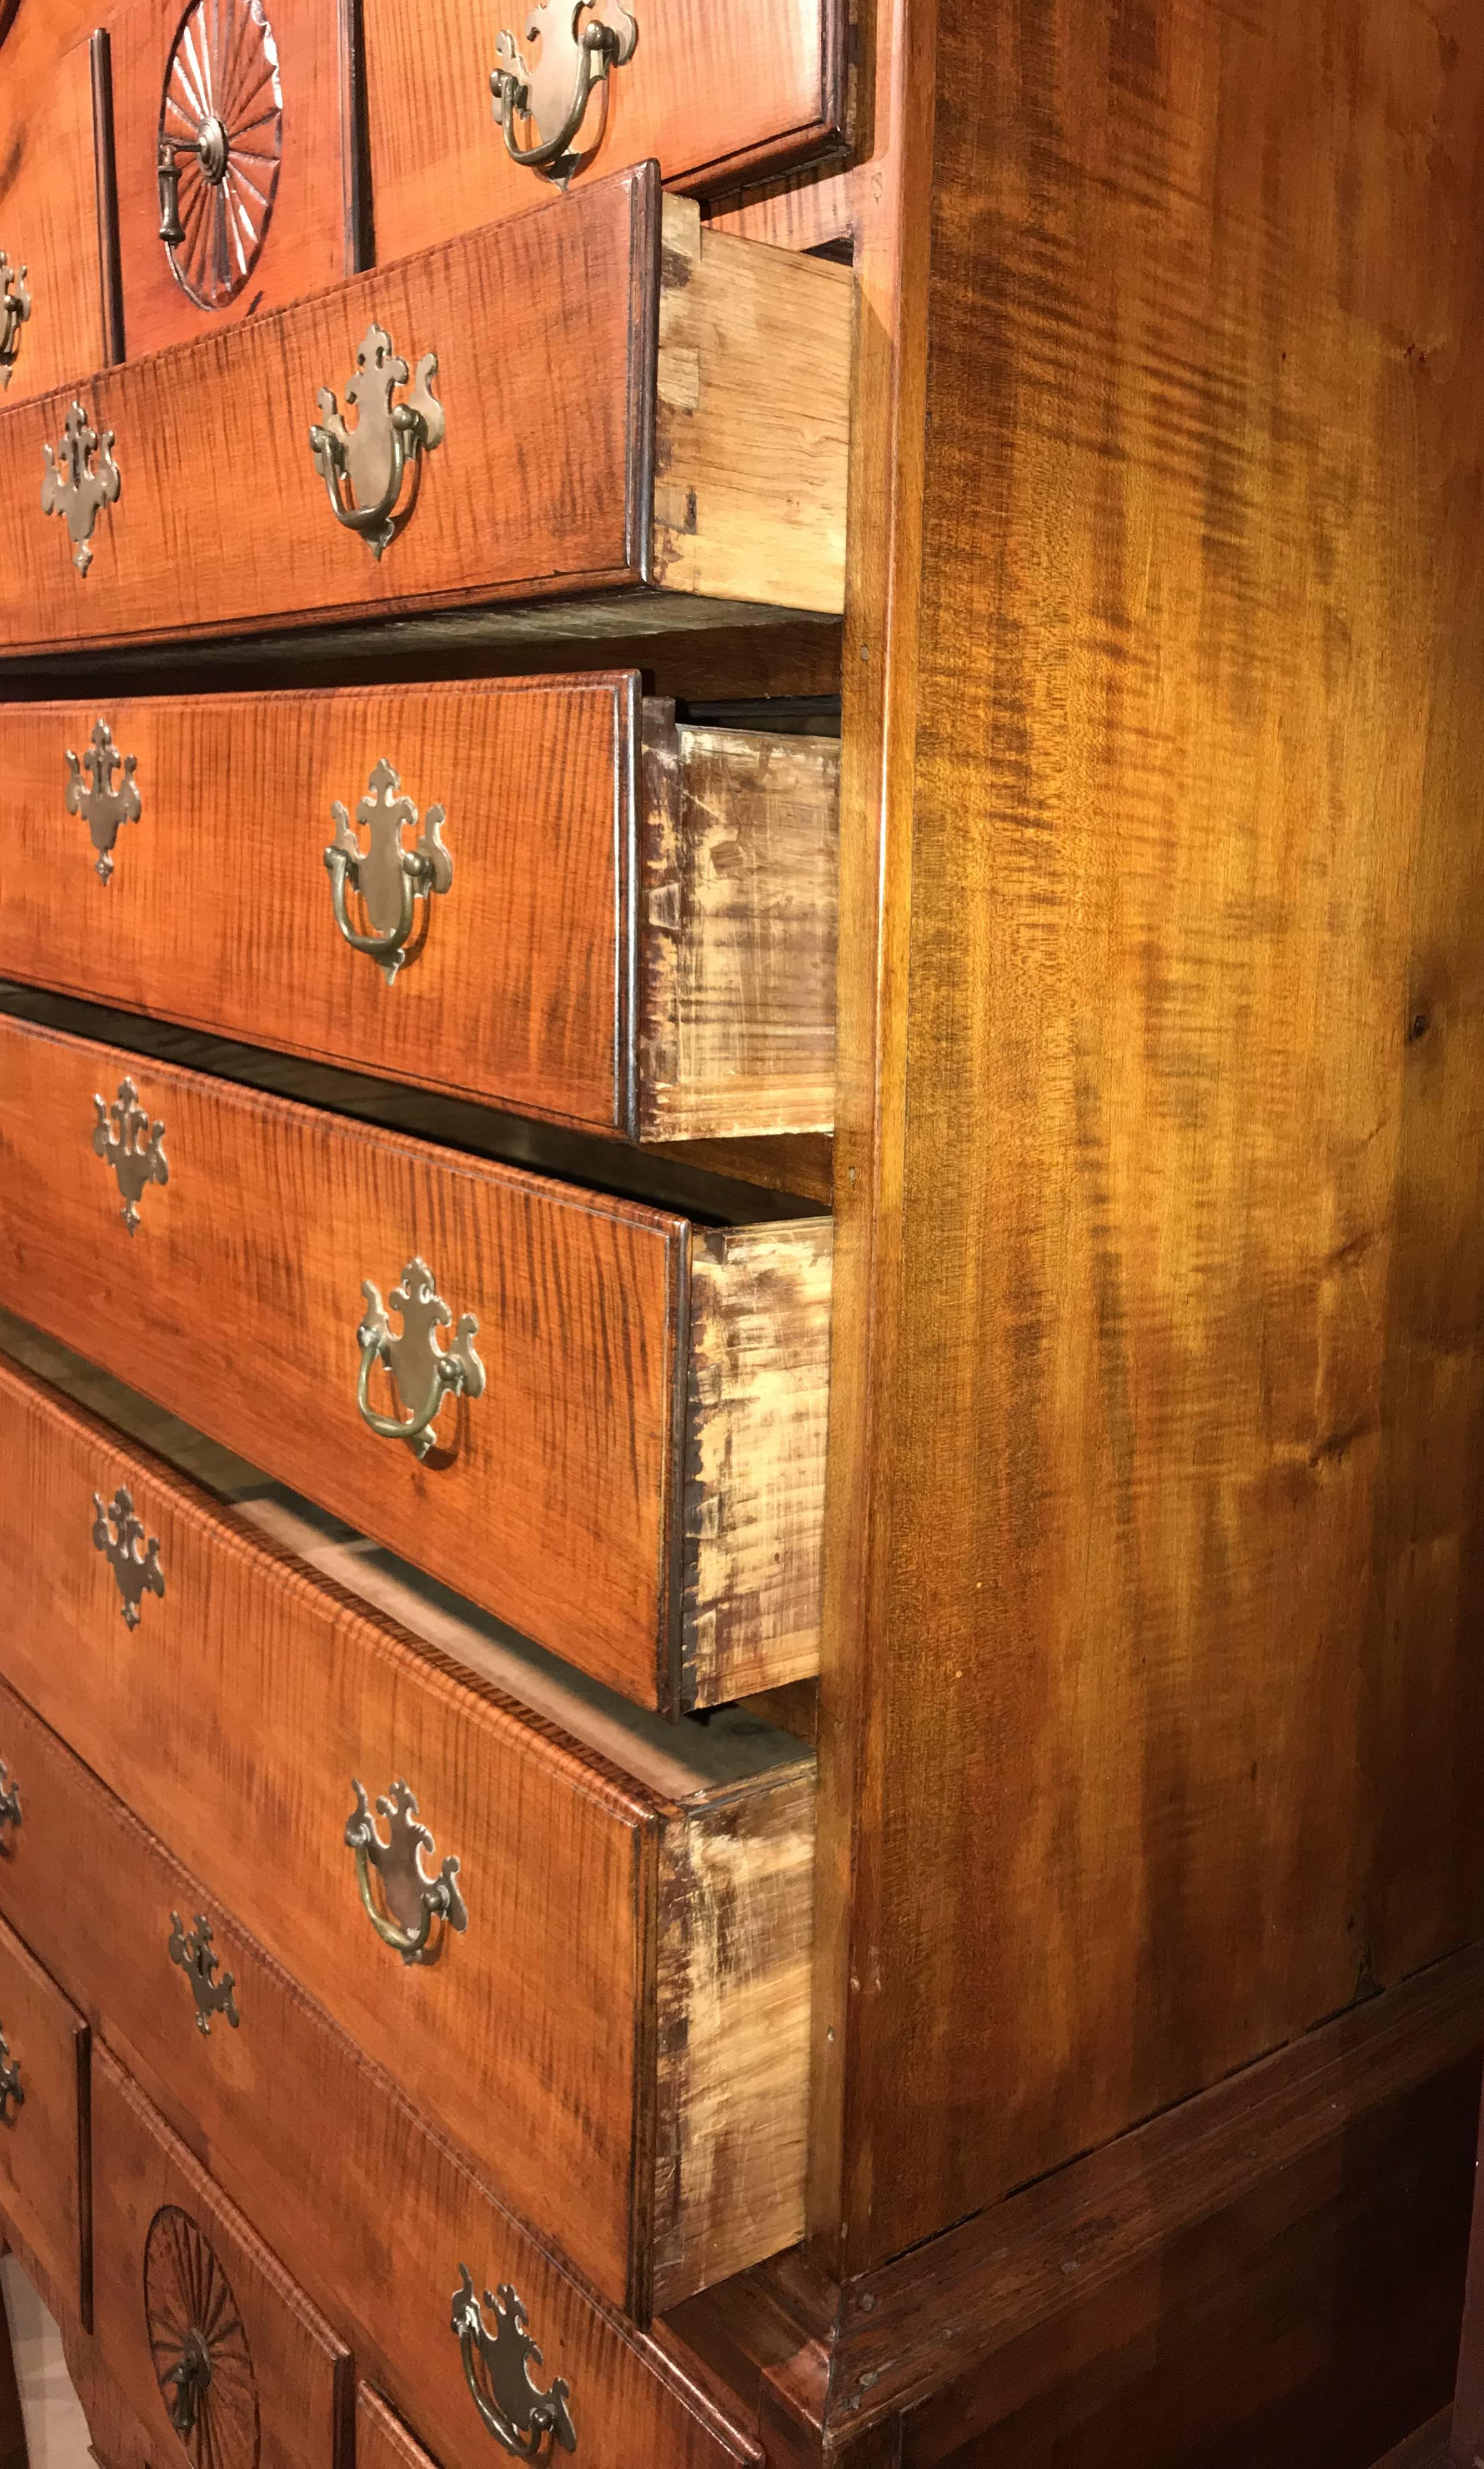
[[0, 5, 1481, 2468]]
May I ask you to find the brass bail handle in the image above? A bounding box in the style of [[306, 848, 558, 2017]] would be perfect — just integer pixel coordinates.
[[309, 322, 445, 560], [490, 3, 638, 189], [452, 2268, 577, 2458], [344, 1779, 468, 1966], [355, 1258, 485, 1459], [325, 760, 453, 984]]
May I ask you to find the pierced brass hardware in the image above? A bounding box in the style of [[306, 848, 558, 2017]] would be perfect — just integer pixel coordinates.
[[0, 1766, 20, 1851], [309, 322, 444, 559], [357, 1258, 485, 1459], [345, 1779, 468, 1965], [452, 2270, 576, 2458], [327, 759, 452, 983], [0, 2029, 22, 2123], [169, 1914, 239, 2037], [491, 1, 638, 191], [92, 1485, 166, 1629], [41, 400, 121, 574], [92, 1078, 168, 1233], [66, 718, 141, 883], [0, 251, 31, 387]]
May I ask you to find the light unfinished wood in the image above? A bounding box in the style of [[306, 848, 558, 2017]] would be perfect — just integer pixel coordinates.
[[0, 32, 106, 405], [0, 1919, 89, 2337], [0, 1322, 816, 2313], [640, 712, 839, 1139], [684, 1221, 834, 1707], [655, 196, 852, 615], [0, 1682, 760, 2468], [0, 681, 837, 1141]]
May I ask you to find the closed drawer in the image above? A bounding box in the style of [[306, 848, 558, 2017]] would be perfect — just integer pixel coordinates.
[[363, 0, 848, 260], [106, 0, 360, 359], [0, 1011, 829, 1713], [0, 1912, 89, 2327], [92, 2047, 352, 2469], [0, 30, 110, 406], [0, 1326, 814, 2313], [0, 169, 851, 657], [0, 1684, 760, 2466], [0, 682, 837, 1140], [357, 2388, 436, 2469]]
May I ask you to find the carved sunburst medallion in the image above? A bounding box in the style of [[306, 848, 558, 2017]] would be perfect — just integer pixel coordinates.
[[144, 2205, 260, 2469], [159, 0, 284, 310]]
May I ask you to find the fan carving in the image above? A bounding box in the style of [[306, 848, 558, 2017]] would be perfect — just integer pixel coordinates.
[[144, 2205, 260, 2469], [158, 0, 284, 310]]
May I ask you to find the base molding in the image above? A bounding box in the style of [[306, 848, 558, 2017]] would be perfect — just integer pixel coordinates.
[[666, 1941, 1484, 2465]]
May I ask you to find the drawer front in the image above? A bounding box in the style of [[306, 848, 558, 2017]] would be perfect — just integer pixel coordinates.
[[0, 1911, 89, 2325], [0, 171, 850, 657], [0, 33, 108, 406], [92, 2047, 352, 2469], [0, 1012, 828, 1712], [106, 0, 359, 360], [0, 1685, 758, 2467], [364, 0, 848, 260], [0, 1343, 814, 2312], [356, 2387, 437, 2469], [0, 685, 837, 1141]]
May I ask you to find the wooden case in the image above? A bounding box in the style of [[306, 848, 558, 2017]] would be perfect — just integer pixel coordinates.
[[106, 0, 361, 360], [0, 169, 851, 658], [0, 1682, 759, 2465], [0, 1322, 815, 2315], [0, 29, 112, 406], [91, 2048, 353, 2469], [0, 681, 838, 1140], [0, 1011, 830, 1714], [0, 1914, 90, 2328], [362, 0, 849, 261]]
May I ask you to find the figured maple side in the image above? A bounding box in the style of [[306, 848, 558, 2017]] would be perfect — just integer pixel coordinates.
[[0, 1331, 815, 2312], [0, 1684, 758, 2469], [0, 165, 850, 657], [0, 32, 106, 404], [0, 1916, 90, 2334], [106, 0, 360, 359], [639, 710, 839, 1139], [361, 0, 847, 262], [0, 679, 837, 1140], [91, 2049, 353, 2469]]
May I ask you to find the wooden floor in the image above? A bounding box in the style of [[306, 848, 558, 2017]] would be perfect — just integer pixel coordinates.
[[1373, 2410, 1454, 2469]]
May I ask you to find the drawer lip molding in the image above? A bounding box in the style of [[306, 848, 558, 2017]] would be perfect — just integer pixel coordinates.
[[0, 166, 852, 658], [0, 1012, 829, 1714], [0, 1681, 762, 2464], [0, 1328, 815, 2315], [0, 678, 838, 1143]]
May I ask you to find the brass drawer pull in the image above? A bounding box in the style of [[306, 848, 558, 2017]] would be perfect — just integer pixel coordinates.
[[41, 399, 121, 575], [452, 2268, 576, 2458], [309, 322, 444, 560], [168, 1913, 239, 2037], [0, 1764, 20, 1850], [92, 1077, 169, 1234], [67, 718, 141, 883], [490, 2, 638, 192], [357, 1258, 485, 1459], [146, 2205, 255, 2452], [0, 2027, 22, 2122], [92, 1485, 166, 1629], [0, 251, 30, 387], [345, 1779, 467, 1965], [326, 760, 452, 983]]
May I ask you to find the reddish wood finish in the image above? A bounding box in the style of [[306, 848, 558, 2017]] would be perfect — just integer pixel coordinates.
[[0, 167, 850, 657], [0, 1682, 759, 2469], [0, 1338, 814, 2316], [361, 0, 848, 262], [0, 1918, 89, 2334], [0, 680, 837, 1140], [106, 0, 360, 359], [0, 31, 107, 404], [355, 2387, 437, 2469], [91, 2049, 352, 2469]]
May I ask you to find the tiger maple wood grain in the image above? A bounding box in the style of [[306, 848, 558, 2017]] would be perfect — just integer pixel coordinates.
[[361, 0, 846, 261], [0, 166, 850, 657], [0, 1686, 756, 2467], [91, 2050, 353, 2469], [0, 1917, 89, 2331], [0, 1340, 814, 2312], [355, 2388, 435, 2469], [0, 680, 838, 1139], [0, 34, 105, 404]]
